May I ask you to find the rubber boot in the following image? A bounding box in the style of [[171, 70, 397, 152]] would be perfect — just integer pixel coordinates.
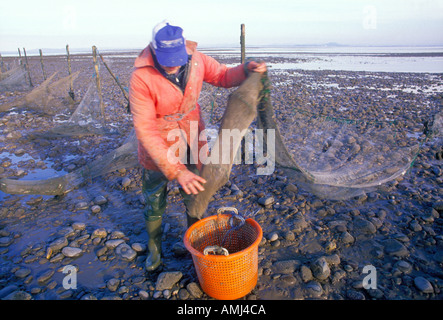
[[145, 217, 162, 271]]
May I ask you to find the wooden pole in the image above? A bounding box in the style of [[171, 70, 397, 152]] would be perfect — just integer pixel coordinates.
[[92, 45, 105, 119], [22, 48, 33, 87], [39, 49, 47, 80], [240, 24, 246, 64], [18, 48, 22, 65], [99, 53, 129, 103], [66, 44, 74, 99]]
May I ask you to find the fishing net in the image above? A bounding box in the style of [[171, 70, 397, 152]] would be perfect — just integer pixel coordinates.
[[254, 73, 434, 200], [40, 81, 115, 138], [0, 71, 78, 114], [0, 65, 30, 92]]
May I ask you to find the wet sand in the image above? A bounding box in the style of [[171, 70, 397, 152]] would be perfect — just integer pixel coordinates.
[[0, 50, 442, 301]]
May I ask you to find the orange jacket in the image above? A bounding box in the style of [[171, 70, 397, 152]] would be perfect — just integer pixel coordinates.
[[129, 41, 247, 180]]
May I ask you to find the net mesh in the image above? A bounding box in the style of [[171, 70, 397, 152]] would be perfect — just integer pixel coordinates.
[[0, 65, 30, 91], [42, 82, 113, 137]]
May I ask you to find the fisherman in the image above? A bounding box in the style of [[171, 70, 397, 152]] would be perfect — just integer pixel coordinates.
[[129, 20, 266, 271]]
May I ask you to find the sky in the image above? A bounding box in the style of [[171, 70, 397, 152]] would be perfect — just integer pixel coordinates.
[[1, 0, 443, 53]]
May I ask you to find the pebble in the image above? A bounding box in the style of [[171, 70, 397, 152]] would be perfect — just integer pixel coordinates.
[[115, 243, 137, 261], [383, 239, 409, 257], [106, 278, 120, 292], [91, 228, 108, 239], [310, 257, 331, 280], [91, 205, 101, 214], [105, 239, 125, 249], [414, 276, 434, 294], [155, 271, 183, 291], [258, 196, 274, 206], [62, 247, 83, 258], [186, 282, 203, 298]]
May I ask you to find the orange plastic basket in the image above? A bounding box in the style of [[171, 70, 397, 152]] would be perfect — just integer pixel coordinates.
[[183, 208, 262, 300]]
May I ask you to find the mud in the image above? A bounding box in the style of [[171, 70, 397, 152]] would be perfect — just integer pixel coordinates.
[[0, 50, 442, 300]]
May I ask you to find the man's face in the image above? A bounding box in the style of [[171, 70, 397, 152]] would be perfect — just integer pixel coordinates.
[[161, 65, 181, 75]]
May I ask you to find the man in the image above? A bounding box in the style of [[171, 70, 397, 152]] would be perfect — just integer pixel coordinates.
[[129, 20, 266, 271]]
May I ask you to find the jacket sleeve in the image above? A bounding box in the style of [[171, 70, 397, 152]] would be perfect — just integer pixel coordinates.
[[200, 52, 247, 88], [129, 70, 186, 180]]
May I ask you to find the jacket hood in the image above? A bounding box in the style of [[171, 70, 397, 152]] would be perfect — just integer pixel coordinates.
[[134, 40, 198, 68]]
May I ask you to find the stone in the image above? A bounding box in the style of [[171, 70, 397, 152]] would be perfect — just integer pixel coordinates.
[[62, 246, 83, 258], [115, 243, 137, 261], [310, 257, 331, 280], [72, 222, 86, 231], [91, 228, 108, 239], [94, 195, 108, 205], [0, 236, 13, 247], [3, 290, 32, 300], [272, 259, 300, 274], [49, 237, 69, 252], [383, 239, 409, 257], [155, 271, 183, 291], [14, 268, 31, 279], [353, 217, 377, 234], [122, 177, 131, 188], [414, 276, 434, 294], [105, 239, 125, 249], [300, 265, 313, 282], [187, 282, 203, 298], [107, 278, 120, 292], [91, 205, 101, 214], [131, 243, 147, 253], [258, 196, 274, 206], [37, 269, 55, 285], [340, 231, 355, 244]]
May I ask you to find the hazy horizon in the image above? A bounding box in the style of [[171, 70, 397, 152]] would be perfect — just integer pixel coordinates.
[[1, 0, 443, 54]]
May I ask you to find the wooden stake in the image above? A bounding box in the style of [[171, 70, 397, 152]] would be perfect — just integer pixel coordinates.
[[92, 45, 105, 118], [18, 48, 22, 65], [240, 24, 246, 64], [39, 49, 47, 80], [66, 44, 74, 99], [23, 47, 33, 87], [99, 53, 129, 103]]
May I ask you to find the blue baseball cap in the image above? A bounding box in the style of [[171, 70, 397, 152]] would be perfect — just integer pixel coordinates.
[[152, 21, 188, 67]]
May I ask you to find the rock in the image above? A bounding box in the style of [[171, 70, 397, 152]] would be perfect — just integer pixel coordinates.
[[0, 236, 13, 247], [346, 289, 365, 300], [394, 261, 413, 274], [72, 222, 86, 231], [268, 232, 279, 242], [37, 269, 55, 285], [258, 196, 274, 206], [106, 278, 120, 292], [178, 288, 190, 300], [121, 177, 131, 188], [0, 285, 19, 299], [94, 195, 108, 205], [3, 290, 32, 300], [14, 268, 31, 279], [91, 228, 108, 239], [131, 242, 147, 253], [310, 257, 331, 280], [292, 217, 308, 233], [75, 202, 89, 210], [353, 217, 376, 235], [155, 271, 183, 291], [304, 281, 323, 298], [115, 243, 137, 261], [300, 265, 313, 282], [414, 276, 434, 294], [186, 282, 203, 298], [91, 205, 101, 214], [48, 237, 69, 252], [105, 239, 125, 249], [383, 239, 409, 257], [139, 290, 150, 300], [62, 247, 83, 258], [272, 259, 300, 274]]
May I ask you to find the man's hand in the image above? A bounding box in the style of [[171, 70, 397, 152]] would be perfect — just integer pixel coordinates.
[[247, 61, 267, 73], [176, 169, 207, 195]]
